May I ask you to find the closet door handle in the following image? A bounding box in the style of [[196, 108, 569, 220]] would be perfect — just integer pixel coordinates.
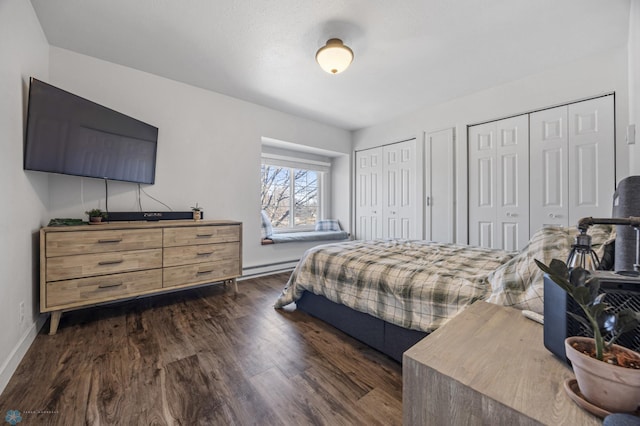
[[548, 213, 561, 219], [426, 196, 431, 206], [506, 212, 517, 217]]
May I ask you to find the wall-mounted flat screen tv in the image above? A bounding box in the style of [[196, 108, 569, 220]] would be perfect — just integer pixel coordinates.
[[24, 78, 158, 184]]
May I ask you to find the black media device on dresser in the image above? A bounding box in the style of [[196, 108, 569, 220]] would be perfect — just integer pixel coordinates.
[[106, 211, 201, 221], [543, 271, 640, 362]]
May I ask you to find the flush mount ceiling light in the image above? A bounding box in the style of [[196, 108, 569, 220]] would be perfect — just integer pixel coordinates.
[[315, 38, 354, 74]]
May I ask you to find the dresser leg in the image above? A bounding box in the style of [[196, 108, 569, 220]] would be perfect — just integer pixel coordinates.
[[232, 278, 238, 293], [49, 311, 62, 335]]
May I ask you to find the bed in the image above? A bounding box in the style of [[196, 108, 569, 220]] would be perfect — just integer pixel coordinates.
[[274, 225, 615, 362]]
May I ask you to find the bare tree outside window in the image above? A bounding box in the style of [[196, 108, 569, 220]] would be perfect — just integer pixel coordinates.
[[261, 164, 319, 229]]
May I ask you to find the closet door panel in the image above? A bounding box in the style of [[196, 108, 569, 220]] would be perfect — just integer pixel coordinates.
[[469, 122, 496, 248], [542, 148, 565, 206], [383, 139, 417, 239], [424, 128, 456, 243], [496, 115, 529, 251], [478, 158, 494, 207], [355, 148, 383, 240], [502, 223, 519, 251], [530, 106, 569, 233], [478, 222, 494, 248], [568, 96, 615, 225]]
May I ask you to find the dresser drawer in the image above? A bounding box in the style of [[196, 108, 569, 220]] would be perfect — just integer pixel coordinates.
[[46, 269, 162, 309], [163, 259, 240, 288], [163, 242, 240, 268], [46, 229, 163, 257], [46, 248, 162, 281], [163, 225, 240, 247]]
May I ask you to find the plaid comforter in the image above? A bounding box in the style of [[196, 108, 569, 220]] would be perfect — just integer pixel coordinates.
[[274, 240, 515, 332], [274, 226, 616, 333]]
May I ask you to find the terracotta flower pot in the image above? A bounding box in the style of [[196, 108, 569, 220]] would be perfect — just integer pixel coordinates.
[[89, 216, 103, 223], [565, 336, 640, 413]]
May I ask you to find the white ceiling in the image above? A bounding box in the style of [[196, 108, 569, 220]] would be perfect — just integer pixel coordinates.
[[29, 0, 631, 131]]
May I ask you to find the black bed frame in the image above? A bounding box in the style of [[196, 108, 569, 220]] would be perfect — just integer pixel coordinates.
[[296, 291, 428, 363]]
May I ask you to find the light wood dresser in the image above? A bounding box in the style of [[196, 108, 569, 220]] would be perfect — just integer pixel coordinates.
[[40, 220, 242, 335], [403, 301, 601, 425]]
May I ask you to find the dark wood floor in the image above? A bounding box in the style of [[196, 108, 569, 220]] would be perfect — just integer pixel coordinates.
[[0, 273, 402, 425]]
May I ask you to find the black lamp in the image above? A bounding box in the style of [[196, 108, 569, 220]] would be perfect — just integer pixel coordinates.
[[568, 216, 640, 275], [567, 228, 600, 270]]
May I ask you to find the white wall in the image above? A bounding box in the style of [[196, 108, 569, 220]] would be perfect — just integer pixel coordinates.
[[46, 47, 352, 275], [630, 1, 640, 174], [353, 47, 630, 245], [0, 0, 50, 393]]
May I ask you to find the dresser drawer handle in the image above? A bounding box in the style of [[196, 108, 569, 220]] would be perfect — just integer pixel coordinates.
[[98, 282, 124, 289], [98, 239, 123, 243], [196, 234, 214, 238], [197, 252, 214, 256], [197, 269, 214, 275], [98, 259, 124, 266]]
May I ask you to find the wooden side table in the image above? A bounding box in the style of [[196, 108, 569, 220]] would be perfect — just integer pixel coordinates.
[[403, 301, 601, 425]]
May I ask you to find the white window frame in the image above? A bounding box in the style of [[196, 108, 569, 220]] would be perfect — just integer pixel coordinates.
[[261, 153, 330, 232]]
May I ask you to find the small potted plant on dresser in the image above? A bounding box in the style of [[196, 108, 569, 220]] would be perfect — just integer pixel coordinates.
[[191, 203, 203, 221], [536, 258, 640, 414], [85, 208, 106, 224]]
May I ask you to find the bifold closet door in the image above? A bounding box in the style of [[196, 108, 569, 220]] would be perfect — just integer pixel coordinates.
[[496, 115, 529, 250], [567, 96, 615, 225], [530, 95, 615, 233], [355, 147, 383, 240], [469, 115, 529, 250], [530, 106, 570, 232], [468, 122, 496, 248], [425, 128, 455, 243], [383, 139, 418, 239]]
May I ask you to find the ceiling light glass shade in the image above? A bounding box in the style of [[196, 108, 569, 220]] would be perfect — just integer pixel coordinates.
[[316, 39, 353, 74]]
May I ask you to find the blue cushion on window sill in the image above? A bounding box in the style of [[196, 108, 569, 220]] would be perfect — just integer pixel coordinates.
[[315, 219, 341, 232], [266, 230, 349, 243]]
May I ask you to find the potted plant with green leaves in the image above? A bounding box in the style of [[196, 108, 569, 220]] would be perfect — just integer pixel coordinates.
[[535, 258, 640, 413], [85, 208, 107, 224], [191, 203, 202, 221]]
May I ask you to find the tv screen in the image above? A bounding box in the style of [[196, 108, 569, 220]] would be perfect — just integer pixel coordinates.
[[24, 78, 158, 184]]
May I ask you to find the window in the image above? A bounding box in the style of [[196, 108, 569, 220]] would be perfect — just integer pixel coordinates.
[[261, 164, 321, 230], [260, 148, 331, 232]]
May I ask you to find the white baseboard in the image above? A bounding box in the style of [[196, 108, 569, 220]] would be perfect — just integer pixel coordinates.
[[0, 315, 47, 395]]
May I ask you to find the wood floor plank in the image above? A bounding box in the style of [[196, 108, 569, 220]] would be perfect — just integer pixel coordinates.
[[249, 367, 327, 425], [356, 387, 403, 426], [291, 369, 383, 426], [122, 310, 171, 426], [0, 273, 403, 425], [163, 354, 224, 425]]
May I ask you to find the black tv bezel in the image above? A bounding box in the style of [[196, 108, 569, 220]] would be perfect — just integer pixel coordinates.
[[24, 77, 159, 185]]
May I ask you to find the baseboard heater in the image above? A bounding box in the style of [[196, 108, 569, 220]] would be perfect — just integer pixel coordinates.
[[242, 259, 299, 279]]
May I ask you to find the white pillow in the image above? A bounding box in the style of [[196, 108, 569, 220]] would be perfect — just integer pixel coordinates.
[[260, 210, 273, 238], [486, 225, 615, 314]]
